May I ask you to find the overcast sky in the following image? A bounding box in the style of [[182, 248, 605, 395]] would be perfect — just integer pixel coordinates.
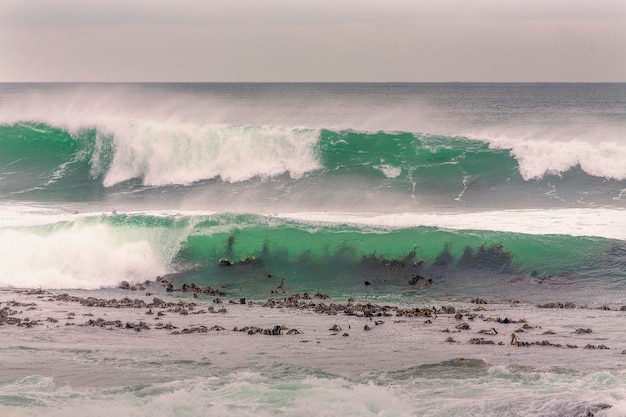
[[1, 0, 625, 82]]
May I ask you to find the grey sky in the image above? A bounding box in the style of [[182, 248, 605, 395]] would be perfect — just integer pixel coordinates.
[[1, 0, 625, 82]]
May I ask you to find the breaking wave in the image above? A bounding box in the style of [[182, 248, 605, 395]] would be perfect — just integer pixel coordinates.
[[1, 122, 625, 208]]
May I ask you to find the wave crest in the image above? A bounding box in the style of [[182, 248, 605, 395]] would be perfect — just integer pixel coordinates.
[[474, 131, 626, 181], [97, 122, 321, 186]]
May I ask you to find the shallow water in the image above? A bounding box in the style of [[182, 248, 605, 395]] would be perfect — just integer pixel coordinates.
[[1, 287, 625, 417]]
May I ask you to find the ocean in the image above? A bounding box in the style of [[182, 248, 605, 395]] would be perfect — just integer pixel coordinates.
[[0, 83, 625, 416]]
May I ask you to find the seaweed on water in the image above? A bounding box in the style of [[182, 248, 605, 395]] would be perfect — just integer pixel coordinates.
[[426, 242, 455, 278], [217, 236, 268, 269], [432, 242, 455, 268], [295, 250, 314, 267], [358, 249, 423, 272], [261, 239, 271, 260], [208, 236, 517, 286], [408, 274, 432, 286], [225, 234, 235, 260], [218, 256, 264, 268], [457, 243, 512, 272]]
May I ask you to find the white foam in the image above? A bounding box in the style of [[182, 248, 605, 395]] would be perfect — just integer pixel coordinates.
[[0, 204, 72, 228], [0, 374, 415, 417], [374, 164, 402, 178], [0, 366, 623, 417], [465, 128, 626, 181], [100, 122, 321, 186], [0, 222, 167, 289], [277, 208, 626, 240], [497, 138, 626, 181]]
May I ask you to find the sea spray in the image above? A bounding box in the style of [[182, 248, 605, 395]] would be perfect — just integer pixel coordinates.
[[101, 122, 320, 186], [0, 213, 201, 289]]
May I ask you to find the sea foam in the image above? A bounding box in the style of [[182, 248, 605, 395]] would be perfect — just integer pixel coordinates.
[[279, 208, 626, 240], [464, 126, 626, 180], [0, 374, 416, 417], [97, 121, 321, 186], [0, 222, 168, 289]]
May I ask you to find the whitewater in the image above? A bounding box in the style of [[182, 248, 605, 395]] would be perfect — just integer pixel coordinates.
[[1, 83, 625, 417]]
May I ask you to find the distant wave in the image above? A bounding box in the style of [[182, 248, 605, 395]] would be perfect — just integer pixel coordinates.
[[1, 121, 625, 208], [483, 134, 626, 181], [96, 122, 321, 186], [0, 121, 320, 190]]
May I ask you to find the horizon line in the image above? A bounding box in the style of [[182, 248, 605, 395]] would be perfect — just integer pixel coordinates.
[[1, 80, 625, 84]]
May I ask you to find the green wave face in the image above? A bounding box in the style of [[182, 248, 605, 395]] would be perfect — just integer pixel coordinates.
[[2, 212, 623, 301], [0, 123, 107, 200], [317, 129, 519, 194], [169, 214, 624, 298]]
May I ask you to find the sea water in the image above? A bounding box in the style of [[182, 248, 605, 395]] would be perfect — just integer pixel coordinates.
[[0, 83, 625, 416]]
